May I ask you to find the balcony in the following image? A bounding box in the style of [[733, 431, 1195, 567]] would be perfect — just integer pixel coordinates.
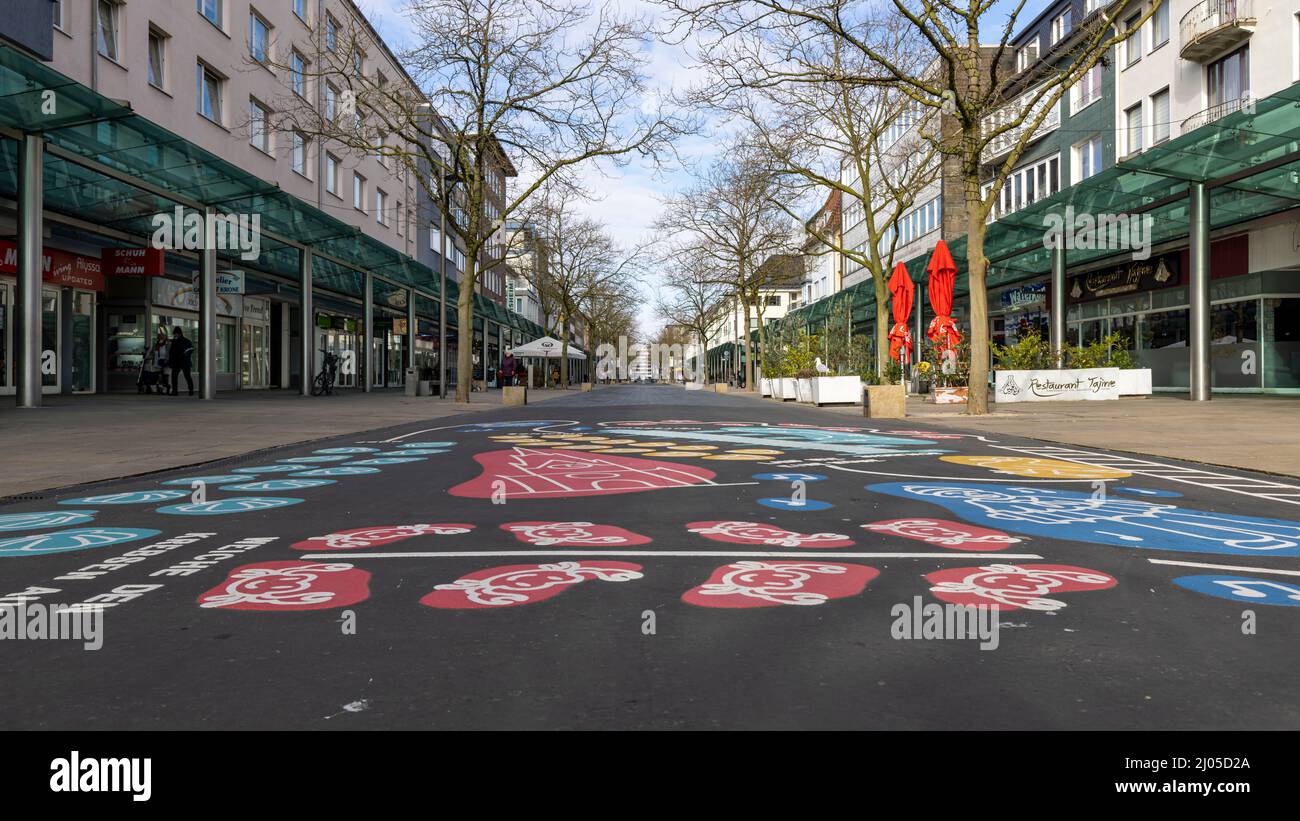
[[981, 87, 1060, 164], [1181, 95, 1250, 134], [1180, 0, 1256, 62]]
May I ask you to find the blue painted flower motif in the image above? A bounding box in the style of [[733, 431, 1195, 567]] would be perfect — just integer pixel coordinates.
[[314, 447, 380, 455], [0, 510, 98, 530], [159, 475, 248, 486], [346, 458, 426, 466], [1173, 575, 1300, 606], [217, 479, 337, 492], [757, 497, 833, 512], [231, 465, 305, 474], [288, 467, 382, 477], [866, 482, 1300, 557], [378, 449, 445, 456], [0, 528, 161, 557], [155, 497, 305, 516], [752, 473, 828, 482], [58, 491, 190, 506], [278, 455, 352, 464], [395, 441, 456, 449]]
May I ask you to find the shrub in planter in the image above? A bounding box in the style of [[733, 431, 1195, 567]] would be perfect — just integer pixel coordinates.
[[992, 330, 1056, 371]]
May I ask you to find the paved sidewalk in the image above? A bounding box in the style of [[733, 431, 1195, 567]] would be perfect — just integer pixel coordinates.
[[0, 387, 580, 498], [720, 387, 1300, 479]]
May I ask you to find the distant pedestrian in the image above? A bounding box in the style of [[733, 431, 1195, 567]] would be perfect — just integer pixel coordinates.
[[500, 350, 517, 387], [138, 329, 169, 394], [168, 326, 195, 396]]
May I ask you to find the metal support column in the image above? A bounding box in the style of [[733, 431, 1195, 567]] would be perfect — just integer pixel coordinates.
[[199, 207, 217, 400], [1050, 240, 1067, 366], [362, 271, 374, 393], [300, 249, 313, 397], [407, 289, 417, 373], [1189, 182, 1211, 401], [439, 211, 448, 399], [16, 133, 43, 408]]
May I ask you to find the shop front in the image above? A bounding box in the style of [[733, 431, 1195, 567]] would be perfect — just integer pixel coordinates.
[[0, 240, 103, 395], [990, 280, 1049, 349], [315, 312, 361, 390]]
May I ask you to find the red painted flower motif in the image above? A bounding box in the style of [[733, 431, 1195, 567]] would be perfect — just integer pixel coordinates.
[[861, 518, 1020, 550], [198, 561, 371, 610], [682, 561, 879, 608], [420, 561, 644, 609], [501, 522, 652, 546], [450, 447, 717, 500], [291, 523, 474, 551], [687, 520, 854, 548], [924, 563, 1117, 611]]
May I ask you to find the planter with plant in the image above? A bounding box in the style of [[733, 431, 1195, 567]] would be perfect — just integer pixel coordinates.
[[808, 327, 868, 406], [991, 331, 1142, 402], [924, 337, 971, 404]]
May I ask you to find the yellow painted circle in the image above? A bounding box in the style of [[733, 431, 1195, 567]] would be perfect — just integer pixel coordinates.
[[673, 445, 718, 451], [729, 448, 783, 455], [940, 455, 1131, 479], [704, 453, 772, 461]]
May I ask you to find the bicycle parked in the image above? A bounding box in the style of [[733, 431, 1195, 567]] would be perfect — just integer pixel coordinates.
[[312, 349, 340, 396]]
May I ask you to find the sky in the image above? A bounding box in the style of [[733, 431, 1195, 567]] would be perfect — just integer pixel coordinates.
[[358, 0, 1054, 338]]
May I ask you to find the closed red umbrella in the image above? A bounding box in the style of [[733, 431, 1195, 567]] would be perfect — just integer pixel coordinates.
[[887, 262, 914, 363], [926, 240, 963, 353]]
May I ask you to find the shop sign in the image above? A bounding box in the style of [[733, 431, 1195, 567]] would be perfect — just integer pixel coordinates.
[[0, 240, 105, 291], [995, 367, 1121, 403], [243, 297, 271, 323], [189, 270, 244, 295], [153, 277, 242, 317], [999, 282, 1046, 310], [1069, 254, 1178, 301], [101, 247, 165, 277]]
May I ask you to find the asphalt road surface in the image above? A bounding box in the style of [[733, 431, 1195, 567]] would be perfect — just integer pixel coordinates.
[[2, 385, 1298, 730]]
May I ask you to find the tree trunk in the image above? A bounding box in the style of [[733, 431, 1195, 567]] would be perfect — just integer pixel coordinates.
[[741, 297, 753, 390], [965, 196, 990, 415], [456, 271, 474, 403], [560, 331, 570, 389]]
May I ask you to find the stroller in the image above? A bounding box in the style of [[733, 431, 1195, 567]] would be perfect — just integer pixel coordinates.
[[137, 360, 165, 394]]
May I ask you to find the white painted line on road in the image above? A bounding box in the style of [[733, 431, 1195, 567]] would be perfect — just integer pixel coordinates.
[[301, 550, 1045, 560], [1147, 559, 1300, 578]]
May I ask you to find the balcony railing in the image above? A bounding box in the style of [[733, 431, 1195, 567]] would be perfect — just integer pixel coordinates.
[[1180, 0, 1256, 61], [1181, 95, 1249, 133], [981, 90, 1060, 163]]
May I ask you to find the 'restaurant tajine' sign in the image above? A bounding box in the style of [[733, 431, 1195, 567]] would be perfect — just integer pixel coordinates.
[[995, 368, 1120, 403], [1069, 254, 1178, 301]]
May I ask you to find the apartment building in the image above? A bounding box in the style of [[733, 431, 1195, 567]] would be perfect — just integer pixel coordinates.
[[0, 0, 539, 404], [706, 253, 803, 382], [797, 189, 841, 310]]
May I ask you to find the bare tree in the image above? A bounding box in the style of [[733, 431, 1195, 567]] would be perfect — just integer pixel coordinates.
[[662, 0, 1157, 413], [656, 140, 800, 389], [270, 0, 684, 401], [527, 185, 644, 386], [655, 246, 732, 383]]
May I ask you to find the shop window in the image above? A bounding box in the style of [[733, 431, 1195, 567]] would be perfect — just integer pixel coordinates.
[[1264, 298, 1300, 390], [1210, 300, 1259, 389], [1139, 308, 1190, 389]]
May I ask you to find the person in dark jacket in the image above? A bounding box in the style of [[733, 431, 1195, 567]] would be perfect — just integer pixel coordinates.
[[168, 326, 195, 396], [500, 350, 517, 387]]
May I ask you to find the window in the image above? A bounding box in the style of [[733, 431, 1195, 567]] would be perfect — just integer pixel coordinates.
[[983, 153, 1060, 222], [429, 226, 442, 252], [197, 0, 222, 28], [291, 131, 308, 175], [326, 153, 340, 195], [1051, 9, 1072, 44], [1151, 88, 1170, 144], [147, 29, 168, 90], [97, 1, 120, 61], [1016, 40, 1039, 72], [325, 84, 338, 121], [1208, 46, 1250, 107], [376, 189, 388, 225], [1152, 1, 1170, 48], [250, 99, 271, 153], [293, 0, 308, 21], [52, 1, 64, 30], [353, 48, 364, 78], [1123, 13, 1142, 67], [353, 173, 366, 211], [326, 14, 339, 51], [196, 63, 223, 123], [1125, 103, 1144, 156], [1074, 135, 1103, 182], [291, 51, 307, 97], [1072, 64, 1102, 112], [249, 11, 271, 65]]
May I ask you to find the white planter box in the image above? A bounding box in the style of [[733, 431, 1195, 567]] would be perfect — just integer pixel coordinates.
[[1116, 368, 1152, 396], [795, 378, 814, 403], [995, 368, 1121, 403], [780, 378, 798, 401], [929, 386, 968, 404], [760, 377, 773, 397], [809, 375, 862, 406]]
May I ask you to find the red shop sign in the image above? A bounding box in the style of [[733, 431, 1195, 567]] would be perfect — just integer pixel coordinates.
[[0, 240, 105, 291], [101, 247, 165, 277]]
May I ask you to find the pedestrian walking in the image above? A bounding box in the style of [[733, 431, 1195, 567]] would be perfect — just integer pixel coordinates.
[[138, 328, 169, 394], [168, 326, 195, 396], [500, 349, 517, 387]]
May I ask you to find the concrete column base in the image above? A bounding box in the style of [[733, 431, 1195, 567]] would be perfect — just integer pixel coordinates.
[[863, 385, 906, 418], [713, 383, 729, 393], [580, 382, 593, 392]]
